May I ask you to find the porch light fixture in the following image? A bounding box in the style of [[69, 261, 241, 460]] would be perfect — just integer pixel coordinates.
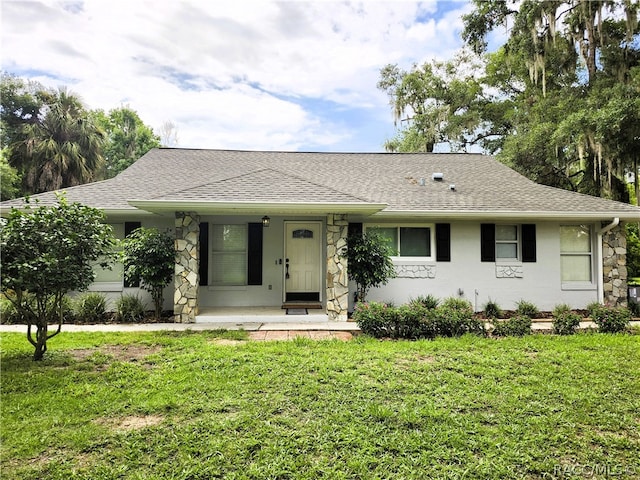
[[262, 215, 270, 227]]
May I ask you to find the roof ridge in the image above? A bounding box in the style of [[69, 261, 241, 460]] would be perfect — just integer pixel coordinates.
[[153, 166, 374, 204], [266, 166, 374, 203], [150, 147, 487, 156], [146, 167, 278, 200]]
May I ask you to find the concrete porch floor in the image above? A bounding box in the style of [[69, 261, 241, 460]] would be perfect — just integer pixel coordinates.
[[195, 306, 359, 331]]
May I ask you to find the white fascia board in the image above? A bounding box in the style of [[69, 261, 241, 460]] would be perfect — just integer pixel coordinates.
[[103, 208, 157, 216], [0, 205, 159, 218], [127, 200, 388, 216], [370, 210, 640, 222]]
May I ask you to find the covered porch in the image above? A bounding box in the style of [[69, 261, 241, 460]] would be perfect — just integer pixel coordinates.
[[166, 210, 385, 323], [128, 176, 386, 324]]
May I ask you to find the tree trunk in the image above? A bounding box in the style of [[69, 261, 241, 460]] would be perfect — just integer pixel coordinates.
[[153, 288, 163, 320], [32, 323, 48, 361], [635, 157, 639, 206]]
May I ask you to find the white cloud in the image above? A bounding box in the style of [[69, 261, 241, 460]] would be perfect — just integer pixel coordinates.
[[1, 0, 473, 151]]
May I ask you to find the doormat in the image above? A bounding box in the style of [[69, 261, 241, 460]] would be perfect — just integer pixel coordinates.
[[286, 308, 308, 315]]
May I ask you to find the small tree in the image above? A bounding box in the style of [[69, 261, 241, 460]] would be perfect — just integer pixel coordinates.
[[0, 195, 115, 360], [121, 227, 174, 320], [343, 231, 396, 303]]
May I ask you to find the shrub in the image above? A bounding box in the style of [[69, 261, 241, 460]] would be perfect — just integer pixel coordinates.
[[590, 306, 631, 333], [585, 302, 601, 319], [74, 292, 108, 323], [121, 227, 174, 320], [551, 303, 572, 318], [440, 297, 474, 315], [431, 297, 484, 337], [629, 299, 640, 317], [354, 298, 484, 339], [58, 295, 75, 323], [483, 299, 502, 319], [492, 314, 532, 337], [515, 300, 540, 318], [409, 294, 439, 310], [396, 303, 435, 339], [353, 302, 396, 338], [343, 232, 396, 302], [115, 294, 146, 323], [552, 310, 582, 335], [0, 294, 22, 324]]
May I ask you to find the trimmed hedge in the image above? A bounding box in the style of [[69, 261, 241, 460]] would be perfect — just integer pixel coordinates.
[[353, 298, 484, 339], [492, 315, 532, 337]]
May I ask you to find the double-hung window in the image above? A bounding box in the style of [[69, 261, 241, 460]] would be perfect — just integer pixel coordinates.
[[560, 225, 593, 283], [481, 224, 536, 263], [212, 224, 247, 286], [367, 225, 433, 259], [495, 225, 518, 260], [207, 223, 263, 287]]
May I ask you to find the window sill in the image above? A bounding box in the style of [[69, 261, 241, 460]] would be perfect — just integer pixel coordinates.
[[88, 282, 123, 292], [207, 286, 247, 291], [561, 283, 596, 291], [392, 258, 436, 265]]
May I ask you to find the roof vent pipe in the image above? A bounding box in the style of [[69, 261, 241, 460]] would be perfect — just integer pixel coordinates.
[[432, 173, 444, 181]]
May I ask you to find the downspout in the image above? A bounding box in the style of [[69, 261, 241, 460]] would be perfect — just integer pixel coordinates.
[[597, 217, 620, 305]]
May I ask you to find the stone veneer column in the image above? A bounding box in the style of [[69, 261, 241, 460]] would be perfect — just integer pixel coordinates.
[[602, 222, 627, 307], [174, 212, 200, 323], [326, 214, 349, 321]]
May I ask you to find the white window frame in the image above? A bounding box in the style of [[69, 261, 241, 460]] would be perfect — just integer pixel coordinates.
[[364, 224, 435, 261], [210, 223, 248, 287], [495, 224, 520, 262], [560, 224, 595, 289]]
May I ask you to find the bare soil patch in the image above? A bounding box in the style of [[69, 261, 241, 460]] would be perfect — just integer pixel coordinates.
[[95, 414, 164, 432], [68, 344, 162, 364]]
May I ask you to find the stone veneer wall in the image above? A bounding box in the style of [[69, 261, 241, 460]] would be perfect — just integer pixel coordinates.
[[602, 222, 627, 307], [174, 212, 200, 323], [326, 214, 349, 321]]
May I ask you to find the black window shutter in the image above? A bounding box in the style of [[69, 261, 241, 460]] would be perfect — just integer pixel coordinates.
[[522, 224, 537, 262], [247, 223, 263, 286], [199, 222, 209, 286], [435, 223, 451, 262], [348, 223, 363, 237], [481, 224, 496, 262], [125, 221, 141, 237], [124, 222, 141, 287]]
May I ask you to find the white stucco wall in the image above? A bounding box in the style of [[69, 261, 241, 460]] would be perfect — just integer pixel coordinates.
[[89, 216, 603, 314], [365, 221, 600, 312]]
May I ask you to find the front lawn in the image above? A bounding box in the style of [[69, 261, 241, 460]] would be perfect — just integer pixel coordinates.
[[1, 331, 639, 479]]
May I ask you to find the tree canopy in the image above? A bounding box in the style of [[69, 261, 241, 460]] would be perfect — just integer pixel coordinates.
[[16, 87, 106, 194], [0, 73, 160, 197], [0, 195, 115, 360], [93, 107, 161, 178], [379, 0, 640, 202], [343, 231, 396, 303], [121, 227, 175, 320]]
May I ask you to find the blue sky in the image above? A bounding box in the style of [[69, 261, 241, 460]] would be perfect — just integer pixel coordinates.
[[1, 1, 476, 152]]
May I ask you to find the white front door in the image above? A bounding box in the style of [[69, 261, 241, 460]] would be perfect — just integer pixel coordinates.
[[284, 222, 322, 302]]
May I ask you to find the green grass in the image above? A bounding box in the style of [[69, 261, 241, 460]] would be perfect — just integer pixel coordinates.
[[1, 331, 639, 479]]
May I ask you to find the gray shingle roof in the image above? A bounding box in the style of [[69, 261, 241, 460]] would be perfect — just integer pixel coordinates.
[[3, 148, 640, 220]]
